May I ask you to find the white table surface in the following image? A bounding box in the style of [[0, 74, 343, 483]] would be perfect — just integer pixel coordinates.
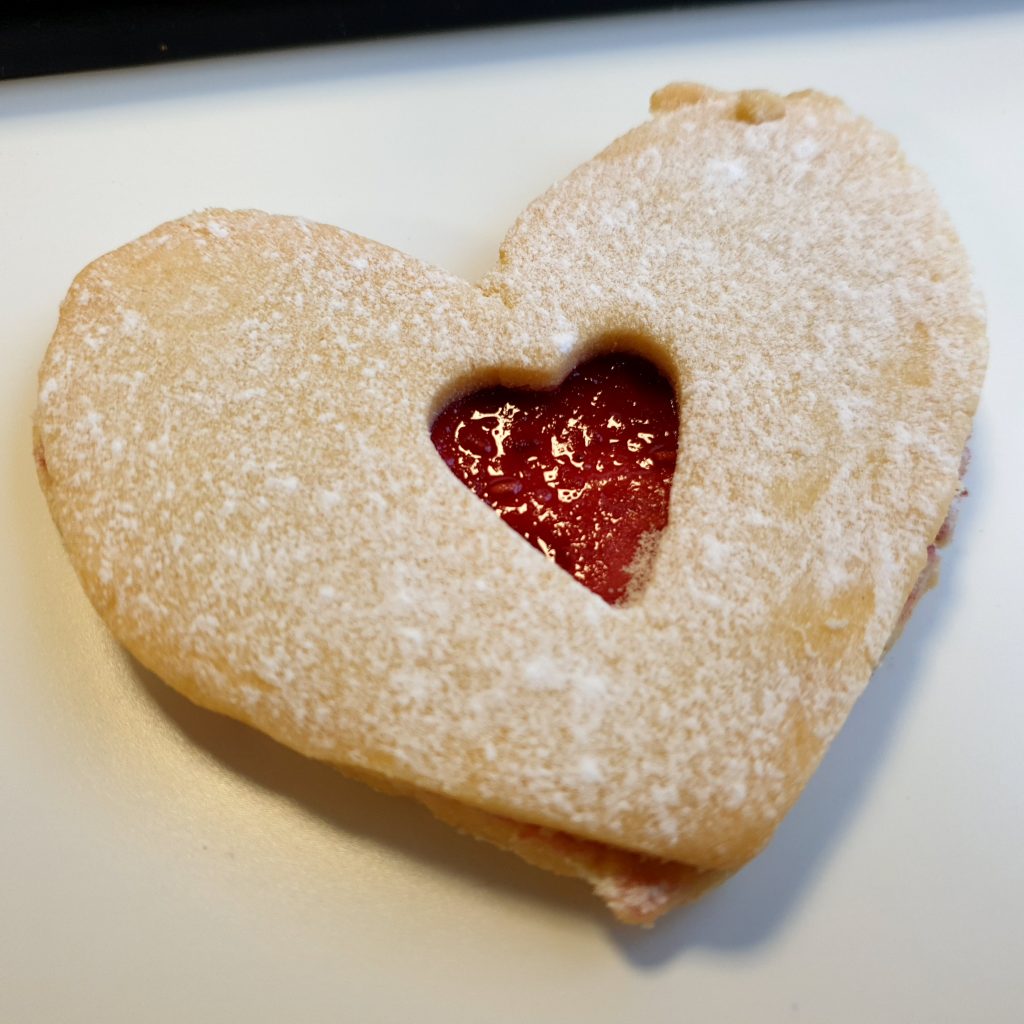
[[3, 2, 1023, 1021]]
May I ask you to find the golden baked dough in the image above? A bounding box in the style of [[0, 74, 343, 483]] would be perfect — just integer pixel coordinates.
[[33, 84, 986, 923]]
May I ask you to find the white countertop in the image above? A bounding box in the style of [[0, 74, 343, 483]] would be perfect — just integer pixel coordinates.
[[3, 2, 1023, 1020]]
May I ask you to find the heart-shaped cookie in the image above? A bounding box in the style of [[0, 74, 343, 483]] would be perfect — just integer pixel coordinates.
[[34, 84, 986, 924]]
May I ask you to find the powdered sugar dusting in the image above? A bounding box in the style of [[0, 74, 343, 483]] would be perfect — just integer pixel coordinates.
[[551, 328, 578, 354], [35, 86, 985, 875]]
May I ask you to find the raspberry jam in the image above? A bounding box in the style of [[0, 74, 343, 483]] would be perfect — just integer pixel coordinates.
[[431, 353, 678, 604]]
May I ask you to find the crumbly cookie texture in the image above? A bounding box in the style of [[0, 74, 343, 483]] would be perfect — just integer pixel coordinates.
[[34, 85, 986, 916]]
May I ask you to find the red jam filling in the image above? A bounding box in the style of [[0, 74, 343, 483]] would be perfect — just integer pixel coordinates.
[[431, 353, 678, 604]]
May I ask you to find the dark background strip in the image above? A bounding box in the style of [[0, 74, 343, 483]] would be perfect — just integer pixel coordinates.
[[0, 1, 703, 80]]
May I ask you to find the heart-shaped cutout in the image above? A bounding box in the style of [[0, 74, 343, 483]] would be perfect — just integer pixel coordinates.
[[431, 352, 678, 604]]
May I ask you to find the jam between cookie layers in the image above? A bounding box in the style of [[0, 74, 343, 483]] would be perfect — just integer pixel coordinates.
[[431, 354, 678, 604]]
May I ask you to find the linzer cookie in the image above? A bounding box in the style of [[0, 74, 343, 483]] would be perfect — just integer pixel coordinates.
[[33, 84, 986, 924]]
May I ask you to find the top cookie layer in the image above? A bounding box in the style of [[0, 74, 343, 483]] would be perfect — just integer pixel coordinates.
[[35, 86, 986, 871]]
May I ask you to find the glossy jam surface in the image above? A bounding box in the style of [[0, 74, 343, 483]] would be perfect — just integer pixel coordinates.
[[431, 354, 678, 604]]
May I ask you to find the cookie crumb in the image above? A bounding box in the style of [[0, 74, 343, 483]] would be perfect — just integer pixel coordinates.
[[650, 82, 722, 113], [735, 90, 786, 124]]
